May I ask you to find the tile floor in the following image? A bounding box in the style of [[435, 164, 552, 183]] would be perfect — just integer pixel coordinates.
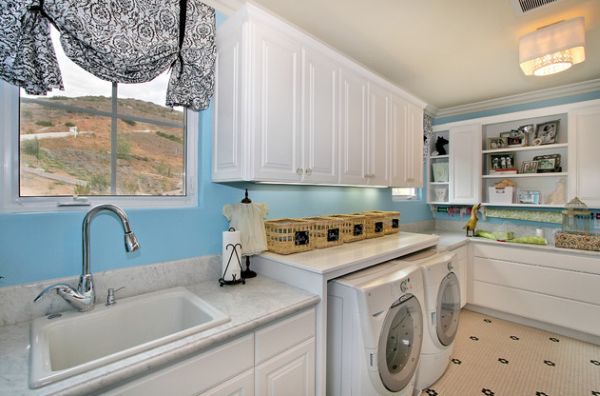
[[420, 310, 600, 396]]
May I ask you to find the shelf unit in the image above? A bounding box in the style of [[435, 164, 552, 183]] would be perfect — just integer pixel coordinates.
[[427, 130, 450, 203], [482, 113, 568, 207]]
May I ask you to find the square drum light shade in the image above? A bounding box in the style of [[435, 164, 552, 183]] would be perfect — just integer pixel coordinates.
[[519, 17, 586, 76]]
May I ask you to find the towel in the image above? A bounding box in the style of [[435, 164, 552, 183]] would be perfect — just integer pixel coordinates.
[[223, 203, 268, 256]]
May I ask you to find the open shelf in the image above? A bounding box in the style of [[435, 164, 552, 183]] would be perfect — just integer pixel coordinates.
[[429, 181, 449, 185], [483, 172, 568, 179], [482, 143, 568, 154], [430, 155, 449, 159]]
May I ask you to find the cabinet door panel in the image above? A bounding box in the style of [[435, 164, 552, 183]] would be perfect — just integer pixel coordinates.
[[255, 338, 315, 396], [253, 24, 302, 181], [389, 96, 408, 186], [199, 369, 254, 396], [405, 103, 424, 187], [339, 69, 368, 185], [569, 106, 600, 207], [213, 28, 242, 181], [449, 124, 481, 203], [368, 84, 390, 186], [304, 50, 338, 183]]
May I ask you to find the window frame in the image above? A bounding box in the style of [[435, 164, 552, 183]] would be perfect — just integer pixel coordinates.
[[391, 187, 420, 201], [0, 80, 198, 213]]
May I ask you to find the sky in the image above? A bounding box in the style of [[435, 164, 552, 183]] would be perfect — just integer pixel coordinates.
[[22, 27, 180, 112]]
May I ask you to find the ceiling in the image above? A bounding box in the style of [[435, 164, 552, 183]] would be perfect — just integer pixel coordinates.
[[248, 0, 600, 112]]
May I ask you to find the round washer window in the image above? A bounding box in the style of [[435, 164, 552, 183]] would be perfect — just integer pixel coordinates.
[[436, 272, 460, 346], [377, 295, 423, 392]]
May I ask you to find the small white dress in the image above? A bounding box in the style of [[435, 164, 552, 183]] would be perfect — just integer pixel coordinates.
[[223, 203, 269, 256]]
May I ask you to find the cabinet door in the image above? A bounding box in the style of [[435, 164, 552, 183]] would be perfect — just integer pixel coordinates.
[[213, 25, 243, 181], [389, 96, 408, 187], [405, 103, 424, 187], [303, 49, 338, 184], [252, 23, 303, 182], [449, 124, 482, 204], [339, 69, 368, 185], [367, 83, 390, 186], [255, 338, 315, 396], [569, 106, 600, 207], [199, 369, 254, 396]]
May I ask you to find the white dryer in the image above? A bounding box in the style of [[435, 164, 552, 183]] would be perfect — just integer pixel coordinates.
[[327, 260, 426, 396], [398, 248, 461, 394]]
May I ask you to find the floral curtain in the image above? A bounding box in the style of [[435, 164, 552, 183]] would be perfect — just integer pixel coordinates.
[[423, 112, 433, 160], [0, 0, 215, 110]]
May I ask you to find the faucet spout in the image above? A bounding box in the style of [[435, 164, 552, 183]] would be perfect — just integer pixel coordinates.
[[34, 204, 140, 312]]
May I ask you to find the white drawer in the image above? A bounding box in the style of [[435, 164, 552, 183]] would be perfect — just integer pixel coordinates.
[[471, 242, 600, 275], [472, 281, 600, 337], [473, 257, 600, 305], [106, 335, 254, 396], [255, 308, 315, 365]]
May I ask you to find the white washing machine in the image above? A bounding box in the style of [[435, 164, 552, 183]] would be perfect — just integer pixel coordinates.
[[327, 260, 426, 396], [397, 248, 461, 394]]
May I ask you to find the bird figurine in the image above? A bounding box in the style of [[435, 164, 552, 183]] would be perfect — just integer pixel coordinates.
[[463, 203, 481, 237]]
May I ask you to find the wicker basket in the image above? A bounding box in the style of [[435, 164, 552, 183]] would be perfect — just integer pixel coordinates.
[[327, 214, 367, 243], [356, 212, 386, 239], [366, 210, 401, 234], [303, 216, 344, 249], [265, 218, 315, 255]]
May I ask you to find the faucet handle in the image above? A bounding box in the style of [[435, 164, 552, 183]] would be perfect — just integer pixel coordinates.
[[106, 287, 125, 306], [34, 283, 76, 303]]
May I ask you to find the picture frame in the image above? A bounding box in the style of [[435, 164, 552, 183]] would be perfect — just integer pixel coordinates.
[[487, 137, 507, 150], [500, 130, 527, 147], [518, 124, 535, 142], [520, 160, 538, 174], [533, 154, 561, 173], [431, 162, 449, 182], [535, 120, 559, 145], [518, 190, 541, 205], [490, 153, 515, 170]]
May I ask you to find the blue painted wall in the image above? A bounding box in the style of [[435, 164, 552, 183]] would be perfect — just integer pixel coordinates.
[[0, 106, 431, 287]]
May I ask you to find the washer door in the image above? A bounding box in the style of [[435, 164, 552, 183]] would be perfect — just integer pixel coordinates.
[[436, 272, 461, 346], [377, 295, 423, 392]]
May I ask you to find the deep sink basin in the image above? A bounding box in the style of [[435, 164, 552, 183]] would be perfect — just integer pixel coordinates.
[[29, 287, 229, 388]]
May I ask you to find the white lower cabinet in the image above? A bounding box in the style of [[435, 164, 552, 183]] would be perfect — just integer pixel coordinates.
[[469, 243, 600, 337], [106, 308, 316, 396], [255, 339, 315, 396]]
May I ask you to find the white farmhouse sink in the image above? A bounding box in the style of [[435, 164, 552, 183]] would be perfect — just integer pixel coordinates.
[[29, 287, 229, 388]]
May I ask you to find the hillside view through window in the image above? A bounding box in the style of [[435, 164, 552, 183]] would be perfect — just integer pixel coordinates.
[[19, 28, 186, 198]]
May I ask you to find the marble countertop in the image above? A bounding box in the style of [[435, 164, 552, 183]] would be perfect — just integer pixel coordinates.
[[259, 232, 440, 276], [0, 277, 319, 395]]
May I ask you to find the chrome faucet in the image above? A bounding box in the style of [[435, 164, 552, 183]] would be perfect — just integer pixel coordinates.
[[34, 204, 140, 312]]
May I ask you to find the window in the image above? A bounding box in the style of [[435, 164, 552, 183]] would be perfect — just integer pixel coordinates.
[[1, 28, 198, 212], [392, 188, 419, 201]]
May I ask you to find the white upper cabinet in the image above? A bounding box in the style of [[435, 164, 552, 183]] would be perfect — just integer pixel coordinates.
[[251, 23, 303, 182], [389, 96, 424, 187], [449, 124, 482, 204], [367, 83, 390, 186], [302, 48, 339, 184], [569, 105, 600, 207], [405, 102, 424, 187], [212, 4, 426, 187]]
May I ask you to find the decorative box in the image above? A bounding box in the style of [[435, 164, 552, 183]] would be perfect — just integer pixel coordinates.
[[264, 218, 315, 254], [365, 210, 400, 234], [355, 212, 386, 239], [554, 231, 600, 252], [302, 216, 344, 249], [488, 186, 514, 204], [327, 214, 367, 243]]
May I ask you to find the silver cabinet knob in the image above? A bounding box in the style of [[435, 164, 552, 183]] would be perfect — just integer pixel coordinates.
[[296, 168, 303, 176], [305, 168, 312, 176]]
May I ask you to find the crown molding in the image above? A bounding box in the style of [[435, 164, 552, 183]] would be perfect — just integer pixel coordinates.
[[432, 78, 600, 118], [204, 0, 244, 15]]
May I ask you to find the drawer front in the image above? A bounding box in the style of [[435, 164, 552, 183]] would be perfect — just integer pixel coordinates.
[[255, 308, 316, 365], [107, 335, 254, 396], [473, 257, 600, 305], [472, 281, 600, 337], [471, 242, 600, 274]]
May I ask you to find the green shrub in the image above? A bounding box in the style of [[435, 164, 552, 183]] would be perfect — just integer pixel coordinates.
[[89, 174, 108, 192], [35, 120, 53, 127], [22, 139, 41, 159], [117, 138, 132, 160], [156, 131, 183, 144], [122, 119, 137, 126], [64, 122, 76, 127]]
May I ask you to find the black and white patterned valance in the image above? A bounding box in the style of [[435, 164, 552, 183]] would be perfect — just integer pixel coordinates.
[[0, 0, 215, 110]]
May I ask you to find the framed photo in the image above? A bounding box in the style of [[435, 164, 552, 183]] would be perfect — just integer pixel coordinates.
[[518, 190, 541, 205], [535, 120, 559, 145], [490, 153, 515, 170], [520, 160, 538, 174], [431, 162, 449, 182], [533, 154, 561, 173], [487, 137, 507, 150], [500, 130, 527, 147]]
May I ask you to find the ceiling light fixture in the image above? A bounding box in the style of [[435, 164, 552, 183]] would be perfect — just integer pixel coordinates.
[[519, 17, 586, 77]]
